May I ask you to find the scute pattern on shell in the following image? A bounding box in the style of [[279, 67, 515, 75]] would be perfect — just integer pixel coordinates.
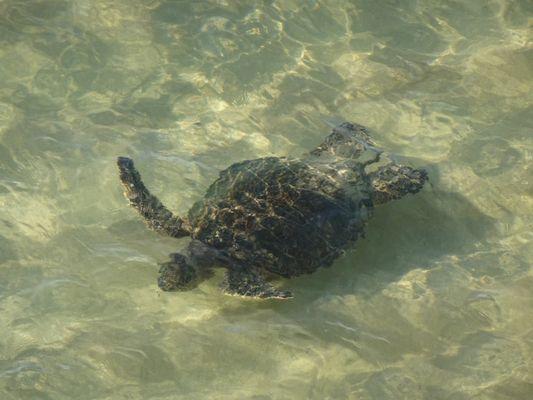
[[187, 157, 373, 277]]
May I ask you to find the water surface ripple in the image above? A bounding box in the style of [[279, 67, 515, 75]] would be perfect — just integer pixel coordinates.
[[0, 0, 532, 399]]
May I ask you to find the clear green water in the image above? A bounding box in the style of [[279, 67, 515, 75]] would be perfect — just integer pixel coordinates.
[[0, 1, 532, 399]]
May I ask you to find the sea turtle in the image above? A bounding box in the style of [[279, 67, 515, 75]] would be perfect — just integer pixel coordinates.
[[117, 122, 427, 299]]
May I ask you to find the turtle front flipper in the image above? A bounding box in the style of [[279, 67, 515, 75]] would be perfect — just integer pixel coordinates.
[[117, 157, 190, 238], [221, 267, 293, 299]]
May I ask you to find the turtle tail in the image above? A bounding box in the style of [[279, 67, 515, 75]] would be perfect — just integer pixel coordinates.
[[117, 157, 190, 238]]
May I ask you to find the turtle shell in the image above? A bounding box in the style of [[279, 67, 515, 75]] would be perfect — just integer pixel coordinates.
[[187, 157, 373, 277]]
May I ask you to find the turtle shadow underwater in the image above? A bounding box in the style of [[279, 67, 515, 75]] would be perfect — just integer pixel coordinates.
[[215, 164, 497, 310], [287, 183, 497, 301], [111, 125, 498, 365], [212, 176, 498, 365], [113, 139, 495, 310]]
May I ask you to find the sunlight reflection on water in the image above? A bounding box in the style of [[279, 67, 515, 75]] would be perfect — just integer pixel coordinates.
[[0, 0, 531, 399]]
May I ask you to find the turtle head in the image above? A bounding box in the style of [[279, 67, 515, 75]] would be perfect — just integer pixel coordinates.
[[158, 253, 199, 291], [309, 122, 382, 164], [158, 241, 220, 292]]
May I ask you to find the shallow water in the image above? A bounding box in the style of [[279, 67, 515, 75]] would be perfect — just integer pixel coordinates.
[[0, 0, 532, 399]]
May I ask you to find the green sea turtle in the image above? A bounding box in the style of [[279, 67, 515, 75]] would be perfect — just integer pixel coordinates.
[[117, 122, 427, 299]]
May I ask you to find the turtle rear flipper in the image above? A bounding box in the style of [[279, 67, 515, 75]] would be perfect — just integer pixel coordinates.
[[221, 267, 293, 299], [309, 122, 381, 161], [117, 157, 190, 238], [369, 163, 428, 205]]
